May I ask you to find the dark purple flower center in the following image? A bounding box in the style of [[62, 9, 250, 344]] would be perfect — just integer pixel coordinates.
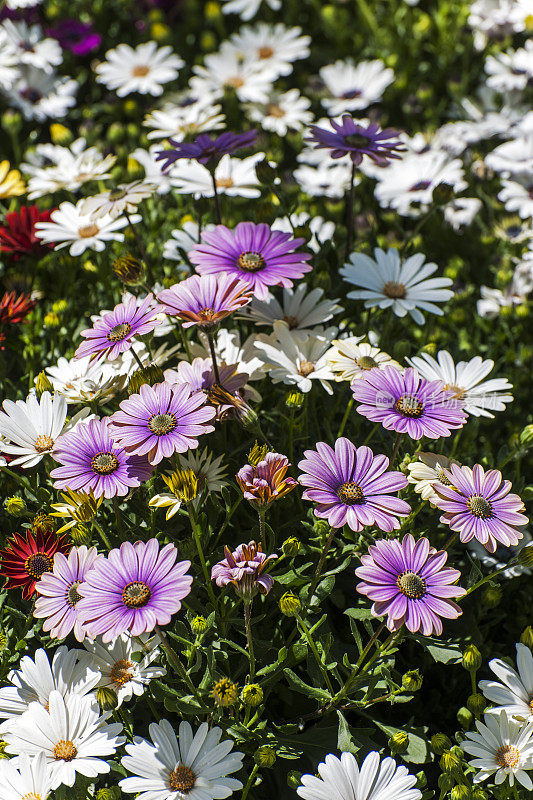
[[337, 482, 365, 504], [238, 251, 266, 272], [107, 322, 132, 342], [344, 133, 371, 148], [397, 571, 426, 599], [24, 552, 53, 579], [122, 581, 151, 608], [148, 413, 178, 435], [20, 87, 43, 103], [467, 494, 492, 519], [410, 180, 431, 191], [357, 355, 379, 370], [395, 394, 424, 417], [67, 581, 82, 607], [169, 765, 197, 794], [91, 452, 120, 475], [340, 88, 362, 100]]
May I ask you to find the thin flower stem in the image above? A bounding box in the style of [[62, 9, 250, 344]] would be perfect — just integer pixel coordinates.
[[442, 531, 459, 551], [207, 329, 222, 385], [210, 172, 222, 224], [131, 348, 145, 370], [1, 467, 39, 500], [307, 527, 336, 604], [332, 622, 393, 704], [389, 432, 402, 466], [112, 497, 126, 538], [186, 502, 219, 613], [241, 764, 259, 800], [296, 613, 334, 694], [243, 600, 256, 683], [154, 625, 205, 707], [354, 0, 380, 35], [337, 397, 354, 439], [344, 161, 356, 262], [463, 564, 511, 598]]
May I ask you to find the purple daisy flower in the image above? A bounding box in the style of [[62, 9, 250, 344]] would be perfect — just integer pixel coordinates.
[[433, 463, 528, 553], [211, 541, 277, 600], [76, 538, 192, 643], [156, 130, 257, 171], [158, 273, 253, 329], [33, 546, 103, 642], [236, 452, 297, 508], [306, 116, 405, 166], [355, 534, 466, 635], [351, 366, 467, 440], [74, 294, 163, 361], [47, 20, 102, 55], [189, 222, 312, 301], [51, 418, 153, 499], [109, 382, 216, 466], [298, 438, 410, 532]]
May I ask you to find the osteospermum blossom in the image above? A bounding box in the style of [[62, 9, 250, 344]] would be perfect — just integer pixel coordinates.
[[406, 452, 461, 507], [50, 418, 153, 499], [479, 643, 533, 723], [33, 546, 103, 642], [433, 463, 528, 553], [211, 541, 277, 599], [95, 42, 184, 97], [236, 451, 297, 507], [74, 294, 163, 361], [0, 206, 54, 259], [461, 710, 533, 790], [0, 160, 25, 198], [158, 273, 253, 329], [156, 130, 257, 170], [76, 539, 193, 642], [355, 534, 466, 634], [298, 439, 410, 532], [0, 753, 53, 800], [327, 336, 400, 382], [351, 366, 467, 440], [109, 382, 216, 466], [0, 529, 70, 600], [306, 115, 404, 166], [189, 222, 312, 301]]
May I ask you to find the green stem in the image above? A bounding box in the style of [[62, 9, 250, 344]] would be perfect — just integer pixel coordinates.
[[354, 0, 380, 35], [334, 621, 388, 703], [112, 497, 126, 537], [389, 432, 402, 466], [463, 564, 511, 598], [210, 172, 222, 224], [131, 348, 145, 370], [92, 520, 113, 550], [207, 329, 222, 385], [296, 614, 334, 694], [244, 600, 256, 683], [241, 764, 259, 800], [306, 527, 335, 605], [337, 397, 354, 439], [154, 625, 205, 707], [187, 502, 219, 612]]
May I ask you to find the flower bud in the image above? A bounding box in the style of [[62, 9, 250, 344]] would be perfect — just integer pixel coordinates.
[[285, 391, 305, 409], [462, 645, 482, 672], [520, 424, 533, 446], [241, 684, 263, 707], [402, 669, 423, 692], [482, 585, 502, 608], [212, 678, 238, 707], [191, 615, 208, 636], [388, 731, 409, 755], [254, 745, 276, 768], [471, 788, 488, 800], [128, 364, 165, 395], [70, 524, 93, 546], [467, 693, 486, 717], [438, 774, 454, 793], [440, 748, 462, 772], [451, 786, 471, 800], [456, 706, 473, 729], [517, 545, 533, 568], [35, 371, 54, 400], [255, 158, 277, 185], [520, 626, 533, 650], [52, 299, 68, 314], [4, 496, 27, 517], [2, 110, 22, 136], [432, 183, 455, 205], [279, 592, 301, 617], [113, 253, 145, 285], [32, 513, 55, 534], [43, 311, 60, 328], [431, 733, 452, 755], [151, 21, 171, 42], [415, 771, 427, 789], [50, 123, 72, 145], [248, 442, 270, 466], [282, 537, 301, 557], [0, 630, 7, 651], [96, 789, 122, 800], [97, 687, 118, 710]]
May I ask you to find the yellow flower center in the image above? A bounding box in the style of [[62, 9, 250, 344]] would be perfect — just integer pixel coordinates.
[[148, 413, 177, 435], [267, 103, 285, 118], [53, 739, 78, 761], [215, 177, 234, 188], [397, 571, 427, 599], [122, 581, 151, 608], [34, 434, 54, 453], [258, 46, 274, 59], [495, 745, 520, 769], [337, 482, 365, 505], [297, 359, 315, 377], [169, 765, 197, 793], [110, 658, 135, 687], [24, 552, 53, 579], [467, 495, 493, 519], [225, 76, 244, 89], [238, 251, 265, 272], [78, 224, 99, 238], [67, 581, 82, 607], [383, 280, 406, 299], [107, 322, 132, 342], [91, 452, 119, 475], [132, 65, 150, 77], [443, 383, 467, 400], [395, 394, 424, 418]]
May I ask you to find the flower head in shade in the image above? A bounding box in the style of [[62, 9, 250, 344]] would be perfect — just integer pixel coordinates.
[[109, 382, 216, 466], [211, 541, 277, 599], [479, 643, 533, 723], [327, 336, 400, 382], [82, 180, 156, 220], [51, 418, 153, 499], [355, 533, 466, 634], [119, 719, 244, 800], [0, 753, 53, 800], [297, 751, 421, 800], [189, 222, 312, 301], [236, 452, 297, 508], [461, 710, 533, 790], [3, 690, 125, 790], [433, 463, 528, 553], [0, 529, 70, 600], [306, 116, 404, 166], [47, 20, 102, 55], [149, 448, 228, 519], [298, 439, 410, 532], [406, 452, 461, 507], [74, 294, 163, 361], [33, 546, 103, 642], [0, 206, 54, 259], [156, 130, 257, 171], [351, 366, 467, 440], [158, 273, 253, 329], [76, 539, 192, 643], [0, 290, 36, 325]]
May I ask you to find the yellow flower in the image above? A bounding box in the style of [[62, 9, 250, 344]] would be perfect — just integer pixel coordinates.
[[51, 489, 103, 532], [212, 677, 238, 707], [0, 161, 25, 199]]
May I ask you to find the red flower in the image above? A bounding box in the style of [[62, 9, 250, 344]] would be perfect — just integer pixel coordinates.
[[0, 291, 36, 326], [0, 206, 55, 259], [0, 529, 70, 599]]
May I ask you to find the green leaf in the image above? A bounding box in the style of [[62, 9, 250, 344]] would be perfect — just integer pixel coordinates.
[[416, 636, 462, 665], [337, 711, 359, 755], [283, 668, 332, 700], [373, 721, 430, 764]]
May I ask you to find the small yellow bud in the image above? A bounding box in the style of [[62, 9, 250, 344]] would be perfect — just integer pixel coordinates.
[[450, 786, 471, 800], [286, 391, 305, 409], [212, 677, 238, 708], [43, 311, 60, 328], [4, 496, 27, 517], [462, 645, 482, 672], [279, 592, 301, 617], [241, 684, 263, 707], [254, 745, 276, 767], [32, 513, 56, 534], [440, 748, 462, 772], [97, 687, 119, 710], [402, 669, 423, 692], [128, 364, 165, 394], [467, 693, 486, 717], [35, 371, 54, 400], [50, 123, 72, 144], [430, 733, 452, 755], [191, 615, 208, 636], [282, 537, 301, 557], [520, 626, 533, 650], [52, 299, 68, 314], [162, 469, 199, 503], [113, 253, 145, 285], [388, 731, 409, 755], [248, 442, 270, 466], [70, 524, 93, 546]]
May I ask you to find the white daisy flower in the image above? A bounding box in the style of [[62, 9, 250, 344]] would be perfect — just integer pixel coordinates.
[[131, 144, 179, 194], [246, 89, 313, 135], [479, 644, 533, 722], [406, 452, 461, 506], [341, 247, 454, 325], [0, 753, 53, 800], [254, 321, 336, 394], [327, 337, 401, 383], [319, 59, 394, 115], [0, 646, 100, 732], [297, 751, 421, 800], [4, 690, 124, 790], [34, 200, 138, 256], [272, 213, 335, 253], [191, 42, 276, 104], [0, 31, 19, 90], [485, 41, 533, 93], [120, 719, 244, 800], [170, 153, 263, 199], [461, 710, 533, 789], [294, 160, 354, 199], [188, 328, 266, 381], [45, 355, 126, 406], [0, 391, 89, 469], [245, 284, 341, 333], [229, 24, 310, 78], [486, 135, 533, 177], [163, 221, 216, 263], [0, 20, 62, 72], [95, 42, 183, 97], [444, 197, 483, 230], [477, 284, 525, 318], [143, 95, 225, 141], [499, 178, 533, 220], [5, 0, 43, 6], [22, 138, 116, 200], [7, 67, 77, 121], [221, 0, 281, 21], [406, 350, 513, 417], [82, 180, 156, 220], [468, 0, 527, 49], [83, 634, 165, 707], [467, 529, 533, 580], [373, 150, 467, 217]]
